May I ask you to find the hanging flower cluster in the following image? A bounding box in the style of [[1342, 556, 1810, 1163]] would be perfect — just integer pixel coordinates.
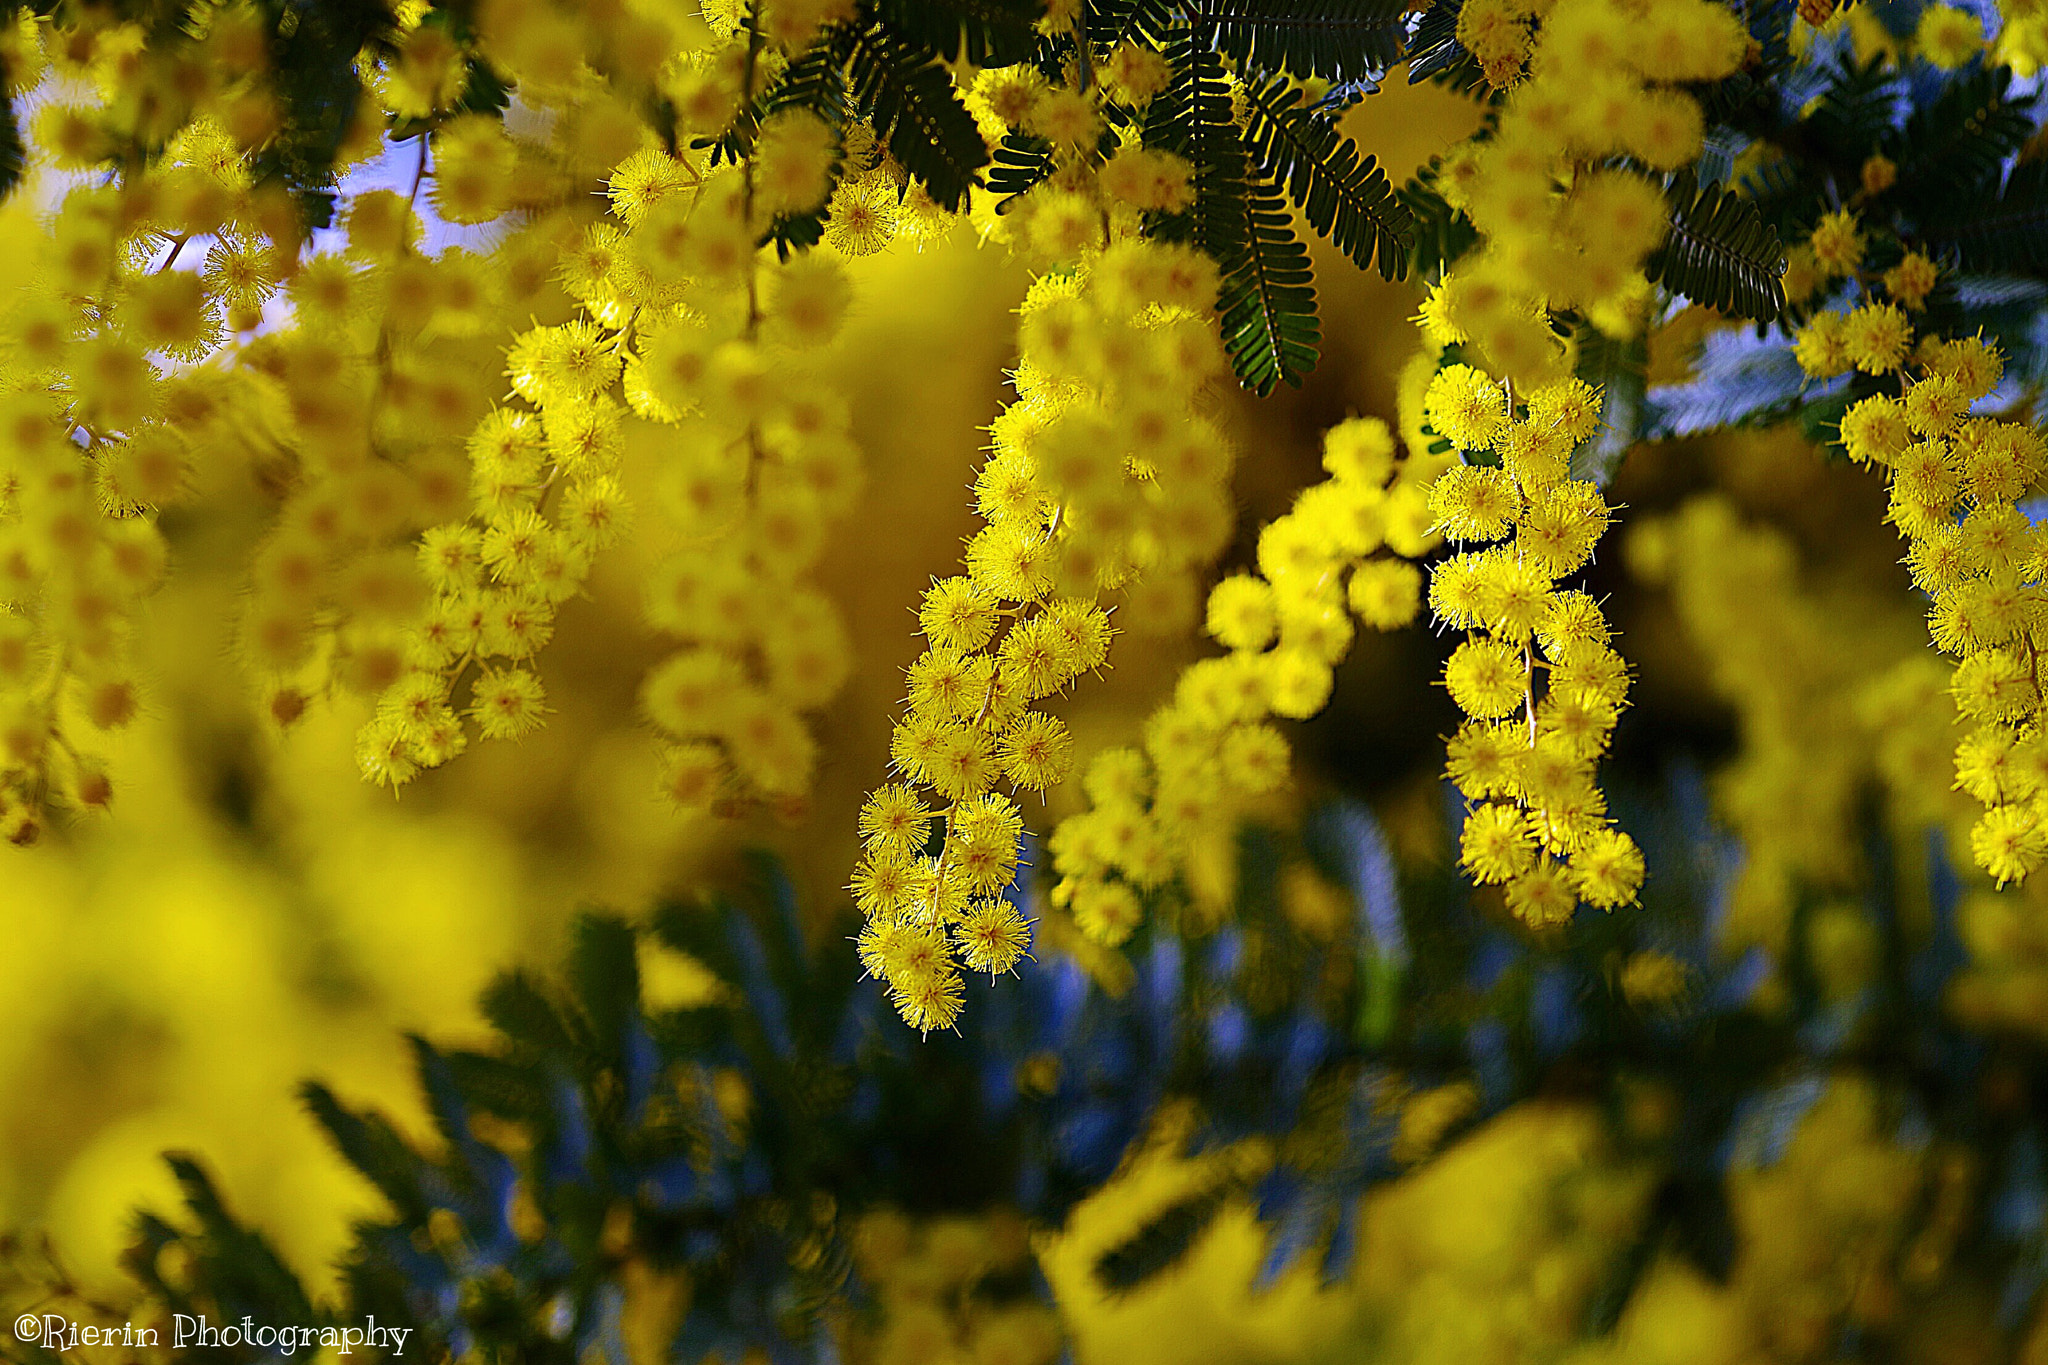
[[1425, 364, 1643, 925], [1852, 348, 2048, 885], [1046, 413, 1439, 947], [1416, 0, 1751, 373], [852, 241, 1239, 1031]]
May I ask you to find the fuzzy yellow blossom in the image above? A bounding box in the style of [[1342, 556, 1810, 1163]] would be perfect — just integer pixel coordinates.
[[1918, 3, 1987, 67], [1792, 312, 1851, 378], [1882, 251, 1939, 311], [1842, 301, 1913, 374], [1808, 209, 1864, 279]]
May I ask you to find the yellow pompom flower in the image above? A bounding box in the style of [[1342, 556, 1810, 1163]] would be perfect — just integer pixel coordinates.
[[1842, 302, 1914, 374], [470, 667, 547, 739], [1882, 251, 1940, 311], [1809, 209, 1864, 279], [1425, 364, 1510, 451], [1505, 860, 1578, 927], [1461, 802, 1537, 884], [1429, 464, 1520, 541], [1902, 375, 1969, 439], [1412, 276, 1471, 348], [1348, 559, 1422, 630], [1472, 552, 1554, 642], [825, 174, 901, 257], [891, 969, 967, 1035], [1951, 648, 2034, 721], [998, 711, 1074, 791], [1972, 805, 2046, 886], [1570, 828, 1645, 907], [955, 899, 1032, 976], [1917, 3, 1986, 68], [1838, 395, 1913, 466], [1449, 729, 1520, 808], [1445, 638, 1528, 720], [860, 784, 935, 853], [1071, 879, 1142, 947], [1205, 574, 1279, 651], [1792, 312, 1851, 378]]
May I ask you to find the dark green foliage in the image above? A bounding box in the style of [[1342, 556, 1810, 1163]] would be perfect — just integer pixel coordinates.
[[1566, 322, 1647, 484], [1394, 160, 1478, 281], [0, 93, 20, 205], [988, 131, 1057, 210], [1094, 1181, 1233, 1292], [1141, 31, 1240, 252], [722, 32, 852, 158], [299, 1082, 437, 1225], [1799, 53, 1898, 163], [1140, 39, 1319, 391], [1891, 64, 2037, 210], [1139, 25, 1411, 390], [1644, 170, 1787, 324], [874, 0, 1044, 66], [1404, 0, 1487, 94], [1195, 0, 1411, 84], [1237, 73, 1410, 280], [1213, 171, 1322, 395], [1085, 0, 1178, 55], [126, 1159, 326, 1338], [842, 20, 991, 209], [1940, 160, 2048, 274], [250, 0, 401, 228], [99, 779, 2048, 1359]]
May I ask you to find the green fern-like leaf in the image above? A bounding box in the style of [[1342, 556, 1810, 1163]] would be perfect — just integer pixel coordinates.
[[705, 35, 848, 166], [842, 22, 991, 209], [1237, 73, 1410, 280], [1645, 170, 1787, 324], [1142, 32, 1322, 392], [873, 0, 1045, 66], [300, 1083, 436, 1225], [0, 95, 20, 205], [1214, 171, 1322, 395], [1095, 1183, 1233, 1293], [1141, 32, 1240, 253], [1085, 0, 1178, 54], [1935, 159, 2048, 273], [1892, 65, 2038, 208], [1193, 0, 1409, 83], [1404, 0, 1487, 93], [569, 910, 642, 1056], [157, 1156, 323, 1325], [482, 968, 580, 1055], [1798, 52, 1897, 163], [989, 131, 1057, 210], [1395, 156, 1478, 280], [1567, 321, 1647, 486]]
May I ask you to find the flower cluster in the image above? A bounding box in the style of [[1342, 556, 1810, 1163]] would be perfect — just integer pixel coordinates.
[[960, 32, 1189, 263], [220, 6, 870, 814], [1417, 0, 1751, 372], [853, 242, 1238, 1030], [1790, 208, 1954, 380], [1425, 364, 1642, 926], [0, 4, 330, 839], [1849, 354, 2048, 885], [1046, 415, 1439, 948]]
